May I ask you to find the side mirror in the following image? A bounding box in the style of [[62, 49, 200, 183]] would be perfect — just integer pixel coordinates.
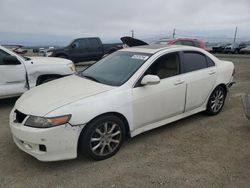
[[3, 56, 21, 65], [141, 75, 160, 86]]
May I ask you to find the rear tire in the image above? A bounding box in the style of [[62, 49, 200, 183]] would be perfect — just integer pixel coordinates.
[[206, 86, 226, 115], [79, 115, 125, 160]]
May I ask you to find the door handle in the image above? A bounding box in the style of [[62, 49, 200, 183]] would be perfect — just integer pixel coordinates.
[[174, 80, 185, 85], [209, 70, 216, 75]]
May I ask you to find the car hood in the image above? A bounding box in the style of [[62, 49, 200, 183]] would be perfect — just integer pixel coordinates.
[[15, 75, 114, 116], [27, 56, 72, 65]]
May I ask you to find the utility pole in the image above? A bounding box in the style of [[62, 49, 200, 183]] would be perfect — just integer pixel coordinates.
[[131, 30, 134, 38], [233, 26, 238, 43], [172, 28, 176, 39]]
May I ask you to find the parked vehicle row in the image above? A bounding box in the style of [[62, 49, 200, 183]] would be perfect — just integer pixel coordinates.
[[239, 46, 250, 54], [50, 37, 122, 63], [2, 45, 28, 55], [212, 42, 248, 54], [9, 45, 235, 161], [0, 45, 76, 99]]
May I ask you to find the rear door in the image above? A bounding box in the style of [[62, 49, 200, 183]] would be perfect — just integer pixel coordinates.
[[0, 49, 26, 98], [87, 38, 103, 60], [180, 51, 217, 111]]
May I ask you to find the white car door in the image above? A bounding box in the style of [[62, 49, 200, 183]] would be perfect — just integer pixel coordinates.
[[132, 52, 186, 129], [181, 51, 217, 111], [0, 49, 27, 98]]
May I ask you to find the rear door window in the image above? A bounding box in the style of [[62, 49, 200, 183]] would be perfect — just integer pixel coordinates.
[[87, 38, 101, 48], [182, 52, 207, 73], [79, 39, 88, 48]]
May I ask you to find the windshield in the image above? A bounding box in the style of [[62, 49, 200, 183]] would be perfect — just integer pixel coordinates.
[[81, 51, 151, 86]]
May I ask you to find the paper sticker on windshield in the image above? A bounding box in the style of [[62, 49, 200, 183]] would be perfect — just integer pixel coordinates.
[[131, 55, 149, 60]]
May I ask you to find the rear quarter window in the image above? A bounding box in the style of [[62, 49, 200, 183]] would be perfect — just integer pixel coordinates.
[[206, 57, 215, 67]]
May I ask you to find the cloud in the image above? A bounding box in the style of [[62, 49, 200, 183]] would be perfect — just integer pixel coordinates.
[[0, 0, 250, 44]]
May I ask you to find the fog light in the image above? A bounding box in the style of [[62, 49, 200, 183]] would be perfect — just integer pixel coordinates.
[[39, 145, 46, 152]]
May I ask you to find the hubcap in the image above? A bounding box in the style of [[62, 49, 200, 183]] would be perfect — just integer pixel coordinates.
[[211, 90, 224, 112], [90, 122, 121, 156]]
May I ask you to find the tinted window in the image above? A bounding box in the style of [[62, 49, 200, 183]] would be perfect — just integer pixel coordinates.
[[181, 41, 195, 47], [0, 50, 10, 65], [193, 41, 200, 47], [183, 52, 207, 73], [206, 57, 215, 67], [87, 38, 101, 48], [81, 51, 151, 86], [145, 53, 180, 79], [72, 41, 80, 48], [79, 39, 88, 48], [174, 41, 182, 45]]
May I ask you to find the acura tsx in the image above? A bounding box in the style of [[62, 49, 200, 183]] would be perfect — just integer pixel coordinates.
[[9, 45, 234, 161]]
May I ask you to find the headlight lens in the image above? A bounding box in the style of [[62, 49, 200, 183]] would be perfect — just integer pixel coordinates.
[[67, 63, 76, 72], [24, 115, 71, 128]]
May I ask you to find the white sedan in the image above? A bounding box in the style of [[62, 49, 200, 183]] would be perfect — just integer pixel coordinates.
[[9, 45, 234, 161]]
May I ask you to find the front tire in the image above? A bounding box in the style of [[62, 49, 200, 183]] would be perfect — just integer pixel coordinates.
[[79, 115, 125, 160], [206, 86, 226, 115]]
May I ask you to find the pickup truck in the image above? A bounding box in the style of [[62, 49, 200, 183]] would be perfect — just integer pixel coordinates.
[[50, 37, 122, 63], [0, 45, 76, 99]]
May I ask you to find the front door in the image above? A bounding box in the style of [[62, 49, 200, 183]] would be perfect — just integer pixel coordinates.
[[68, 39, 90, 62], [132, 52, 186, 129], [0, 49, 26, 98]]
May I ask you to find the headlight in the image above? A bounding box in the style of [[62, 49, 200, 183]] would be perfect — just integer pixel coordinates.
[[67, 63, 76, 72], [24, 115, 71, 128]]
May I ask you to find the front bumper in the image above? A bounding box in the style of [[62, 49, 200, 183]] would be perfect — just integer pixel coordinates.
[[9, 109, 84, 161]]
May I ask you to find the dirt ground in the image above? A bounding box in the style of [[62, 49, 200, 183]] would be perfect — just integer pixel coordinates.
[[0, 55, 250, 188]]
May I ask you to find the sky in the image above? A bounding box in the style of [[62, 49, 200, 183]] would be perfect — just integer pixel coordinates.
[[0, 0, 250, 46]]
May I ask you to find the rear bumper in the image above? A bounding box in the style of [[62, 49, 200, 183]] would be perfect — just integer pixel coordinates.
[[226, 76, 235, 91], [9, 109, 84, 161]]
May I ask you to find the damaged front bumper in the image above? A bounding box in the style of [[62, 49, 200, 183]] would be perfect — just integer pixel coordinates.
[[9, 109, 84, 161]]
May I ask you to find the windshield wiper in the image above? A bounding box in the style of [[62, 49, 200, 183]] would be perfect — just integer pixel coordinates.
[[83, 75, 102, 83]]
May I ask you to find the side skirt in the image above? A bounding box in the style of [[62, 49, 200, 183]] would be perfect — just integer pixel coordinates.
[[130, 106, 206, 137]]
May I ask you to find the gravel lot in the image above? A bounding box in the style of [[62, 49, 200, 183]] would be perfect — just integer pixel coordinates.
[[0, 55, 250, 188]]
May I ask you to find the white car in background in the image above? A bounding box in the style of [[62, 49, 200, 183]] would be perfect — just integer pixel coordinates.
[[0, 45, 76, 99], [10, 45, 234, 161]]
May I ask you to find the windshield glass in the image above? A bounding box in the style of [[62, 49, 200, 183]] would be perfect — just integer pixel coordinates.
[[81, 51, 151, 86]]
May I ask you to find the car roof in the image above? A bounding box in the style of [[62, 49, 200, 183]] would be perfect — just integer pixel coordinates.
[[120, 44, 202, 54]]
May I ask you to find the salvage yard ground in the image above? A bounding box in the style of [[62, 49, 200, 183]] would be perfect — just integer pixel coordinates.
[[0, 54, 250, 188]]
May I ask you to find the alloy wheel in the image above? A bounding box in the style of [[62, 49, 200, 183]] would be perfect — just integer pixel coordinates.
[[210, 89, 224, 113], [90, 122, 122, 156]]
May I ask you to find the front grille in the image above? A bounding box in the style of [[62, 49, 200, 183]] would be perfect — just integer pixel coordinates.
[[14, 110, 27, 123]]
